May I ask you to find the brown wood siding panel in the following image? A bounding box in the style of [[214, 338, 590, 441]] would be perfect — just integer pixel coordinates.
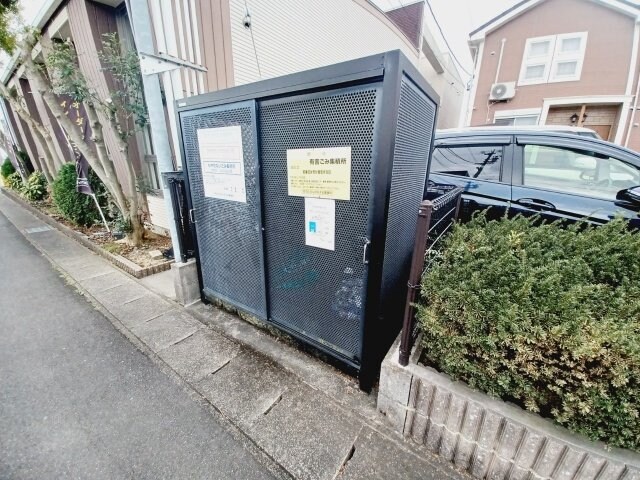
[[67, 0, 140, 192], [18, 116, 39, 164], [194, 0, 209, 91], [470, 0, 635, 126], [4, 98, 26, 151], [199, 0, 233, 92], [19, 78, 43, 124], [18, 78, 47, 163], [43, 99, 74, 164]]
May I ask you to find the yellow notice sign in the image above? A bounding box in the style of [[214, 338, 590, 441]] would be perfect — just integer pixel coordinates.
[[287, 147, 351, 201]]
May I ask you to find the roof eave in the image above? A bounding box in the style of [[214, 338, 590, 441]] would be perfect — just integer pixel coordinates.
[[468, 0, 640, 44], [0, 0, 65, 84]]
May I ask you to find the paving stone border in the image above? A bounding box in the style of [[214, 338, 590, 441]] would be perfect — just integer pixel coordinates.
[[378, 336, 640, 480], [1, 188, 172, 278]]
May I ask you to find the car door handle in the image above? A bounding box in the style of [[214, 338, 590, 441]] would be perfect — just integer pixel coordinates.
[[515, 198, 556, 210]]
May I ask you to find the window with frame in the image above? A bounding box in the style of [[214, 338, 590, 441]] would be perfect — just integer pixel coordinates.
[[494, 114, 539, 126], [523, 144, 640, 200], [518, 32, 587, 86], [431, 145, 503, 181]]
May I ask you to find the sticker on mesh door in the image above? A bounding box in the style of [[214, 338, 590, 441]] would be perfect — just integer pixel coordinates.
[[197, 125, 246, 202], [305, 198, 335, 250]]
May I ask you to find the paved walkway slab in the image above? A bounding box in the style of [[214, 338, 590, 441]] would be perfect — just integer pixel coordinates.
[[0, 191, 469, 480], [157, 328, 241, 383]]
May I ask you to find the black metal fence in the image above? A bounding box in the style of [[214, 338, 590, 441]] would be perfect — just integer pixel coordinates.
[[398, 185, 463, 366], [163, 171, 196, 263]]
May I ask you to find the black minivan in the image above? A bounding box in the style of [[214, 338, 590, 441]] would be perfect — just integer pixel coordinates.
[[427, 127, 640, 228]]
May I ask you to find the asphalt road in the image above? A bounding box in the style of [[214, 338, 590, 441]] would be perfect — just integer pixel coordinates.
[[0, 210, 276, 480]]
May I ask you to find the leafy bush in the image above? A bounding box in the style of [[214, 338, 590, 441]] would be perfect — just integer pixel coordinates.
[[417, 214, 640, 451], [1, 157, 15, 179], [52, 163, 107, 226], [5, 171, 22, 190], [21, 171, 47, 202]]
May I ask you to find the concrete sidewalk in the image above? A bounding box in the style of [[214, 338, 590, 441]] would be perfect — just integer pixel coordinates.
[[0, 191, 468, 480]]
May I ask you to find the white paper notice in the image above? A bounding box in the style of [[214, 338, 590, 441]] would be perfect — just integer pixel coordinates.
[[197, 126, 246, 203], [305, 198, 335, 251]]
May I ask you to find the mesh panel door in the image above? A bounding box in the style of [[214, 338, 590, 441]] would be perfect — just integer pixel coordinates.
[[381, 76, 436, 323], [259, 84, 382, 362], [180, 101, 267, 319]]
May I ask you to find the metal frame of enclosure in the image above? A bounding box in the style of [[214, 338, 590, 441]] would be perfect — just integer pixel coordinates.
[[175, 51, 439, 389]]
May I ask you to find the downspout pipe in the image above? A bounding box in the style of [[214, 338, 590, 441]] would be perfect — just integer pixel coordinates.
[[625, 69, 640, 148], [495, 38, 506, 84], [126, 0, 183, 262]]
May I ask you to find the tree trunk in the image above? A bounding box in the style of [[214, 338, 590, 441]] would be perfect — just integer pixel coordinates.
[[0, 85, 57, 183], [105, 109, 145, 245], [29, 128, 55, 183]]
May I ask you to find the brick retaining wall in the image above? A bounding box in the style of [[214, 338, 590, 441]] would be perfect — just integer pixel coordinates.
[[378, 336, 640, 480], [1, 188, 172, 279]]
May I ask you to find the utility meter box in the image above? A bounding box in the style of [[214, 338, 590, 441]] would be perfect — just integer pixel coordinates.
[[176, 51, 438, 388]]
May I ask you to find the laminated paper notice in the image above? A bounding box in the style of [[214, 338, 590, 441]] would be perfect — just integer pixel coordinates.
[[305, 198, 335, 251], [287, 147, 351, 200], [197, 126, 246, 203]]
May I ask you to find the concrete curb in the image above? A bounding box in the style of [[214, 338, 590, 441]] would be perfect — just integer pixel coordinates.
[[378, 336, 640, 480], [1, 187, 173, 278]]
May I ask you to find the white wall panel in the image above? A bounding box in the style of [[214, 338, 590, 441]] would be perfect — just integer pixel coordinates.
[[147, 193, 170, 229], [229, 0, 419, 86], [229, 0, 463, 127]]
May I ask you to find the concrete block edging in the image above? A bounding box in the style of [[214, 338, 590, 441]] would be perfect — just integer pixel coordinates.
[[378, 335, 640, 480], [1, 188, 173, 278]]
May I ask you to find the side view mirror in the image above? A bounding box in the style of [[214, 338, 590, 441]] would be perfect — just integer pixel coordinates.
[[616, 186, 640, 205]]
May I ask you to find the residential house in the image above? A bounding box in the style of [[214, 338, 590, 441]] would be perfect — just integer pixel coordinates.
[[464, 0, 640, 150], [1, 0, 463, 234]]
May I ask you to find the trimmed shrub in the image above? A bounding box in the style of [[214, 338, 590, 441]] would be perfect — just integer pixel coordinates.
[[417, 214, 640, 451], [1, 157, 15, 179], [5, 171, 22, 190], [52, 163, 107, 226], [21, 171, 48, 202]]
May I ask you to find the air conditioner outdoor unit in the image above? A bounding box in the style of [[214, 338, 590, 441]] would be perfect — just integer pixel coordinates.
[[490, 81, 516, 101]]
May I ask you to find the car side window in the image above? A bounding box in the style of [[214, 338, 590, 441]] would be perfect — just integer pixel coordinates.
[[431, 145, 503, 181], [523, 144, 640, 200]]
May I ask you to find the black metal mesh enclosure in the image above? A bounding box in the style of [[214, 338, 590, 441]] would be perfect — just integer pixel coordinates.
[[176, 51, 439, 384]]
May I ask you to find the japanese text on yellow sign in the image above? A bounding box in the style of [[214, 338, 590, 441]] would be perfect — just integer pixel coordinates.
[[286, 147, 351, 200]]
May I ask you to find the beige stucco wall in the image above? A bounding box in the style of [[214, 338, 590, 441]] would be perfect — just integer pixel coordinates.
[[470, 0, 636, 126]]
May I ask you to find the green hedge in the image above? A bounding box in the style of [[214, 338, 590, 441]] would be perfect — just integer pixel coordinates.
[[417, 214, 640, 451], [52, 163, 107, 226], [1, 157, 15, 179], [5, 171, 22, 190], [22, 171, 47, 202]]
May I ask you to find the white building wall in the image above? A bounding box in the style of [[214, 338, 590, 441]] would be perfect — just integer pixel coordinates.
[[147, 193, 170, 230], [229, 0, 463, 127], [229, 0, 420, 86]]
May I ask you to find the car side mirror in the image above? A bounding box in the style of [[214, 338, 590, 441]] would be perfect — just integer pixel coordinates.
[[616, 186, 640, 205]]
